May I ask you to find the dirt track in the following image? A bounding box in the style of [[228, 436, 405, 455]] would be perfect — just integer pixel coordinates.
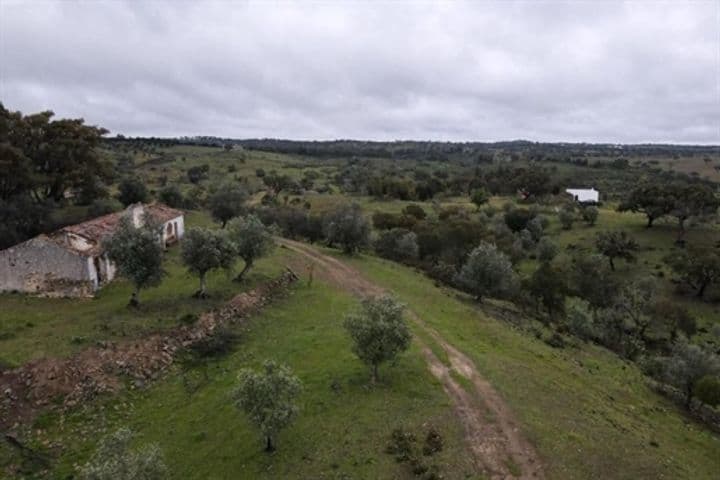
[[280, 238, 544, 480]]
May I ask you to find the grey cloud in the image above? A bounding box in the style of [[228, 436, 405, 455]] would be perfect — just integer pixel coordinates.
[[1, 0, 718, 143]]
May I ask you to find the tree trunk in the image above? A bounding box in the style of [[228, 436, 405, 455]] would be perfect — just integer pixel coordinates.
[[128, 287, 140, 308], [265, 436, 275, 452], [696, 282, 708, 299], [234, 259, 253, 282], [609, 257, 616, 271], [194, 273, 208, 298], [646, 216, 654, 228], [372, 363, 379, 384], [685, 384, 694, 410], [676, 217, 687, 244]]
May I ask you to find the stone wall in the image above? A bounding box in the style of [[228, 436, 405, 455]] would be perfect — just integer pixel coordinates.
[[0, 236, 93, 297], [0, 268, 299, 431]]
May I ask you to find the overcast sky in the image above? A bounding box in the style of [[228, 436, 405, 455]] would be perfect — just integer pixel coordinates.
[[1, 1, 719, 143]]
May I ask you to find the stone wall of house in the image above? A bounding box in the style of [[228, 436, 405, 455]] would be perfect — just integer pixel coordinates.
[[0, 237, 94, 297]]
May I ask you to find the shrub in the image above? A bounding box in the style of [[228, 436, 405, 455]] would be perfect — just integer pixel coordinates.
[[564, 298, 597, 341], [323, 203, 371, 254], [78, 428, 166, 480], [695, 375, 720, 407], [662, 342, 720, 408], [117, 177, 149, 206], [504, 208, 534, 232], [581, 206, 599, 226], [536, 237, 559, 263], [158, 185, 184, 208], [402, 204, 427, 220], [88, 198, 122, 217], [189, 327, 239, 358], [558, 205, 575, 230], [455, 242, 517, 302]]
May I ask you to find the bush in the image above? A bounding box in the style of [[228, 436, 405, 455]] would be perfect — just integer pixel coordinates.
[[88, 198, 123, 217], [78, 428, 166, 480], [187, 164, 209, 184], [402, 204, 427, 220], [545, 332, 566, 349], [504, 208, 534, 232], [558, 205, 575, 230], [455, 242, 518, 302], [189, 327, 239, 358], [695, 375, 720, 407], [323, 203, 371, 254], [158, 185, 185, 208], [581, 206, 599, 226], [536, 237, 559, 263], [117, 177, 149, 206], [374, 229, 419, 262], [564, 298, 596, 341]]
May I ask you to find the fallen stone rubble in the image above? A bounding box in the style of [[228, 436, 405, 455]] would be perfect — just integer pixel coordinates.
[[0, 268, 298, 431]]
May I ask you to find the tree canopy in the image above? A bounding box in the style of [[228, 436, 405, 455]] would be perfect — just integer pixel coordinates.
[[226, 214, 275, 281], [103, 216, 165, 306], [78, 428, 166, 480], [455, 242, 517, 302], [344, 295, 412, 383], [233, 360, 302, 452], [180, 227, 236, 297], [208, 183, 248, 228]]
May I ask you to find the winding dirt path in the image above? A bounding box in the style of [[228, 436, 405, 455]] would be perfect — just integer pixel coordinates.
[[279, 238, 544, 479]]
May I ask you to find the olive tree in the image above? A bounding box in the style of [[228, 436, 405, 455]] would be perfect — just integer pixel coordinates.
[[662, 342, 720, 409], [536, 236, 559, 263], [180, 227, 236, 297], [614, 276, 658, 340], [581, 206, 599, 226], [233, 360, 302, 452], [455, 242, 517, 302], [558, 205, 575, 230], [208, 183, 248, 228], [344, 295, 412, 383], [665, 247, 720, 298], [323, 203, 371, 254], [227, 214, 275, 281], [470, 188, 489, 210], [78, 428, 166, 480], [595, 231, 638, 271], [103, 216, 165, 307], [117, 177, 149, 206]]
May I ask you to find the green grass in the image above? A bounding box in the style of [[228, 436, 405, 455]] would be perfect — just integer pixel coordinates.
[[2, 277, 477, 479], [0, 211, 288, 366], [341, 252, 720, 480]]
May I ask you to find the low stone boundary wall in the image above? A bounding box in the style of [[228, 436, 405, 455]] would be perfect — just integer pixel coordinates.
[[0, 268, 298, 431]]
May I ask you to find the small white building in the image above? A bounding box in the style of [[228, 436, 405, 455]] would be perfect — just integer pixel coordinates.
[[0, 203, 184, 297], [565, 188, 599, 204]]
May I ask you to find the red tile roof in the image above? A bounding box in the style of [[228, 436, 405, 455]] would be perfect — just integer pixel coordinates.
[[61, 203, 183, 244]]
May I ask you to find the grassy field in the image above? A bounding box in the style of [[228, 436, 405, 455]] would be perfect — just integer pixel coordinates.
[[0, 210, 288, 366], [1, 267, 476, 479], [341, 252, 720, 480]]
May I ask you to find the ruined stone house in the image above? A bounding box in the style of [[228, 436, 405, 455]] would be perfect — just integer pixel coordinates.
[[0, 203, 184, 297]]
